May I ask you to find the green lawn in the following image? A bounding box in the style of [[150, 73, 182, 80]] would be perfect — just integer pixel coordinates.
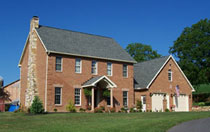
[[0, 112, 210, 132]]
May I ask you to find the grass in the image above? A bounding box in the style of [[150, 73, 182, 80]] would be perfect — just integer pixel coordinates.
[[0, 112, 210, 132]]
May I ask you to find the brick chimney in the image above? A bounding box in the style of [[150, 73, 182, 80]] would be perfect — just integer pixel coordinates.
[[30, 16, 39, 31]]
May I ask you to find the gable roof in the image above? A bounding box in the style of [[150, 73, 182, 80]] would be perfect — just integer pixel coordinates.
[[35, 25, 136, 63], [134, 56, 169, 89], [134, 55, 194, 91], [82, 76, 117, 88]]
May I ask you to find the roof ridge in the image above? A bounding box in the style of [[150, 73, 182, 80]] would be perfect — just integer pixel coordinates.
[[37, 25, 113, 39], [134, 56, 170, 65]]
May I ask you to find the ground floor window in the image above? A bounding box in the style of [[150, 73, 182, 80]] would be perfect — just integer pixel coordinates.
[[75, 88, 81, 106], [55, 87, 61, 105], [123, 91, 128, 107]]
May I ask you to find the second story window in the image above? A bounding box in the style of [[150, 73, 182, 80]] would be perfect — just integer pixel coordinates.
[[56, 57, 62, 72], [107, 62, 112, 76], [75, 58, 81, 73], [91, 61, 97, 74], [168, 69, 172, 81], [123, 64, 128, 77]]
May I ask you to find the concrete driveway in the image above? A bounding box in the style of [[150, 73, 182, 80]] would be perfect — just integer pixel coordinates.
[[168, 117, 210, 132]]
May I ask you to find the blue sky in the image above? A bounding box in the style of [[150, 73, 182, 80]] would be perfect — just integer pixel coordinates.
[[0, 0, 209, 85]]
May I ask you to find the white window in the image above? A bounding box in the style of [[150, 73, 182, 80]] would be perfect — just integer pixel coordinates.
[[75, 58, 81, 73], [91, 60, 97, 74], [107, 62, 112, 76], [123, 91, 128, 107], [123, 64, 128, 77], [55, 87, 62, 105], [55, 57, 62, 71], [168, 69, 172, 81], [75, 88, 81, 106]]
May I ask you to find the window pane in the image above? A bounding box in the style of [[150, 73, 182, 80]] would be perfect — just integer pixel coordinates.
[[107, 63, 112, 76], [56, 57, 62, 71], [55, 87, 61, 104], [56, 57, 62, 64], [75, 59, 81, 73], [123, 64, 127, 77], [123, 91, 128, 107], [91, 61, 97, 74], [75, 88, 81, 105]]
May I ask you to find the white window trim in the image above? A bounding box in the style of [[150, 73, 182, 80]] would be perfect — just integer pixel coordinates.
[[75, 88, 81, 106], [56, 56, 63, 72], [123, 91, 128, 107], [75, 58, 82, 74], [107, 62, 112, 76], [123, 64, 128, 78], [91, 60, 98, 75], [55, 87, 62, 106]]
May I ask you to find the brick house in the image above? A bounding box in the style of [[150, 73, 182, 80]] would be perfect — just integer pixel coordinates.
[[18, 16, 194, 112], [3, 80, 20, 104]]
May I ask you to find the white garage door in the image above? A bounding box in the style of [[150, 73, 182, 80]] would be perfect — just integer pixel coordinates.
[[152, 94, 164, 112], [173, 95, 189, 112]]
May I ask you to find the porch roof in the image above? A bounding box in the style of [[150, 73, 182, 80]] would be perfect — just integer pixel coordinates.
[[82, 76, 117, 88]]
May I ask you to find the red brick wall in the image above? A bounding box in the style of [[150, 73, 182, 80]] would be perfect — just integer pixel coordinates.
[[20, 31, 47, 109], [135, 58, 193, 111], [46, 54, 134, 112]]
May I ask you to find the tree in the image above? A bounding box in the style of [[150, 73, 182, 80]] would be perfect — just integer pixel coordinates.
[[30, 96, 44, 114], [126, 43, 161, 62], [169, 19, 210, 85], [0, 88, 10, 101]]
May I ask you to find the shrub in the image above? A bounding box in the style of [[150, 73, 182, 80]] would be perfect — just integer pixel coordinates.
[[79, 108, 86, 112], [103, 89, 110, 97], [30, 96, 44, 114], [84, 88, 92, 97], [100, 106, 105, 111], [121, 107, 128, 113], [130, 107, 137, 113], [136, 100, 142, 110], [165, 108, 170, 112], [94, 107, 103, 113], [198, 102, 205, 106], [66, 100, 76, 113], [54, 108, 57, 112]]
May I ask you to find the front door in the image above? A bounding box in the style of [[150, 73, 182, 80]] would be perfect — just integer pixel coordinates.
[[141, 96, 146, 112]]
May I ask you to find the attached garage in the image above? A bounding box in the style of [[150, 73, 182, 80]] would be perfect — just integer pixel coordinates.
[[173, 95, 189, 112], [152, 93, 164, 112]]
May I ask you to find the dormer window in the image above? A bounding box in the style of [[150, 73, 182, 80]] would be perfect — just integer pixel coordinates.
[[168, 69, 172, 81]]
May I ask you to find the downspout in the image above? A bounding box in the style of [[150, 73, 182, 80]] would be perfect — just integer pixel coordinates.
[[45, 52, 50, 111]]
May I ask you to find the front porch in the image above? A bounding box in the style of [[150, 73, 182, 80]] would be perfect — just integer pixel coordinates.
[[82, 76, 117, 111]]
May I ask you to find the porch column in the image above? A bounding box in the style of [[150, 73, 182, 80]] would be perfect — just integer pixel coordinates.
[[91, 87, 94, 111], [110, 88, 113, 108]]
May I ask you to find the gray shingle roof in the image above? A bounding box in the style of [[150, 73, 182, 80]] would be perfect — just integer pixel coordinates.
[[36, 26, 136, 63], [82, 76, 103, 86], [134, 56, 170, 89]]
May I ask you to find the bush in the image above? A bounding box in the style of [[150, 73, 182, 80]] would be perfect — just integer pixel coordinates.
[[130, 107, 137, 113], [94, 107, 103, 113], [30, 96, 44, 114], [54, 108, 57, 112], [100, 106, 105, 111], [198, 102, 205, 106], [121, 107, 128, 113], [66, 100, 76, 113], [79, 108, 86, 112], [136, 100, 142, 110], [165, 108, 170, 112], [103, 89, 110, 97], [84, 88, 92, 96]]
